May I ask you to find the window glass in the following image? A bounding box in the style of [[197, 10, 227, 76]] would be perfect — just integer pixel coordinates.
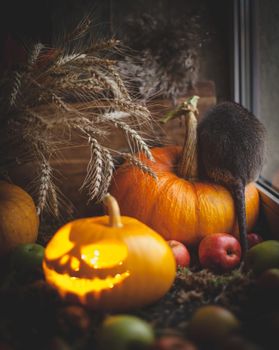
[[254, 0, 279, 192]]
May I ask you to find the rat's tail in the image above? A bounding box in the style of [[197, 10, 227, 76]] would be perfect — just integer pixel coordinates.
[[231, 180, 248, 260]]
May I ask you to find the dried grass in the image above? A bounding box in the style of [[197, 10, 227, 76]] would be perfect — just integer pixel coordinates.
[[0, 17, 154, 216]]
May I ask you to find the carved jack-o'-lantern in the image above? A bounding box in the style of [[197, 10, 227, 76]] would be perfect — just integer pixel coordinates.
[[43, 195, 176, 310]]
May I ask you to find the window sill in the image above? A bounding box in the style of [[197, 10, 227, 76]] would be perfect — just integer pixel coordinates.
[[256, 182, 279, 239]]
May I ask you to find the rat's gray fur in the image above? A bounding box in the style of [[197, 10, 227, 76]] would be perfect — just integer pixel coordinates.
[[198, 101, 266, 258]]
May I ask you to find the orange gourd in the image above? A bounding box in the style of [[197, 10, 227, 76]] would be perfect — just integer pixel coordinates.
[[0, 181, 39, 256], [43, 194, 176, 311], [110, 98, 260, 246]]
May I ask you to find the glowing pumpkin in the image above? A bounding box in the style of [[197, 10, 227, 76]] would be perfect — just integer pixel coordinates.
[[110, 97, 260, 246], [43, 195, 176, 311]]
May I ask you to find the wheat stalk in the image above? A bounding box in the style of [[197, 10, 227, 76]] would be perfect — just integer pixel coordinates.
[[0, 18, 154, 217], [108, 118, 154, 161], [37, 159, 52, 216], [86, 38, 120, 54], [66, 16, 92, 42], [121, 153, 157, 180], [100, 148, 114, 198], [28, 43, 44, 66], [10, 71, 22, 107], [80, 136, 103, 201], [106, 65, 131, 101], [48, 182, 59, 217]]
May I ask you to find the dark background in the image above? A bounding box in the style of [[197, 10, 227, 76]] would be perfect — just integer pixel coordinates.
[[0, 0, 233, 101]]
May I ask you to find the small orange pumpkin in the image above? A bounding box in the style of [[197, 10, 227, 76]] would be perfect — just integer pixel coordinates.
[[43, 194, 176, 311], [0, 181, 39, 256], [110, 98, 260, 246]]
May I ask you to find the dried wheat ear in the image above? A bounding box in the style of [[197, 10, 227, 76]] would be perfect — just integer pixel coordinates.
[[0, 16, 156, 217]]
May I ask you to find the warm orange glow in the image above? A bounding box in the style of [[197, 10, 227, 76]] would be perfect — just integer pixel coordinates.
[[80, 239, 128, 268], [60, 255, 70, 265], [43, 261, 130, 301], [70, 256, 80, 272], [43, 196, 176, 311], [44, 223, 74, 260], [44, 232, 130, 295]]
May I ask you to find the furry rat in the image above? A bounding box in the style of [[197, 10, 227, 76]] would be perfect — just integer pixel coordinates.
[[198, 102, 266, 258]]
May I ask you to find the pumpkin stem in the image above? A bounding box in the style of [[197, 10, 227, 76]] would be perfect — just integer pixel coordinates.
[[177, 103, 199, 180], [161, 96, 199, 180], [103, 194, 123, 228]]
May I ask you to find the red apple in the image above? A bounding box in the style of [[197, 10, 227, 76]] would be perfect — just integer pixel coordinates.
[[167, 240, 190, 268], [198, 233, 241, 273], [247, 232, 263, 249], [153, 335, 197, 350]]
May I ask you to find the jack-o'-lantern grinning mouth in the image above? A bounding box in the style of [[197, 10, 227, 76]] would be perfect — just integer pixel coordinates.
[[43, 261, 130, 299], [43, 238, 131, 298]]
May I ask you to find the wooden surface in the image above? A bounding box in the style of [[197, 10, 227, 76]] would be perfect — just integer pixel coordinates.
[[9, 81, 216, 217]]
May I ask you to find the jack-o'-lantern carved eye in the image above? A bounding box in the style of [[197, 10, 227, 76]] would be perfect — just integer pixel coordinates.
[[80, 239, 128, 269]]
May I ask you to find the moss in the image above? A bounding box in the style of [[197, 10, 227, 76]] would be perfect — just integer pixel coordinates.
[[0, 220, 271, 349]]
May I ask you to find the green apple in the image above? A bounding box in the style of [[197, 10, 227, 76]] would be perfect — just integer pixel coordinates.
[[245, 240, 279, 275], [10, 243, 45, 276], [98, 315, 155, 350], [188, 305, 240, 346]]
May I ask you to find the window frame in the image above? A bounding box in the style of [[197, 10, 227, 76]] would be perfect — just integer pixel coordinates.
[[233, 0, 279, 236]]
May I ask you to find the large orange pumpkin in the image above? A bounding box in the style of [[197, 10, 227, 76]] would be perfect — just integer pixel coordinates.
[[0, 181, 39, 256], [43, 194, 176, 311], [110, 97, 260, 246]]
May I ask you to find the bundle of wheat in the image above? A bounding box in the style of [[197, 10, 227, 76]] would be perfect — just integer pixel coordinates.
[[0, 16, 155, 217]]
